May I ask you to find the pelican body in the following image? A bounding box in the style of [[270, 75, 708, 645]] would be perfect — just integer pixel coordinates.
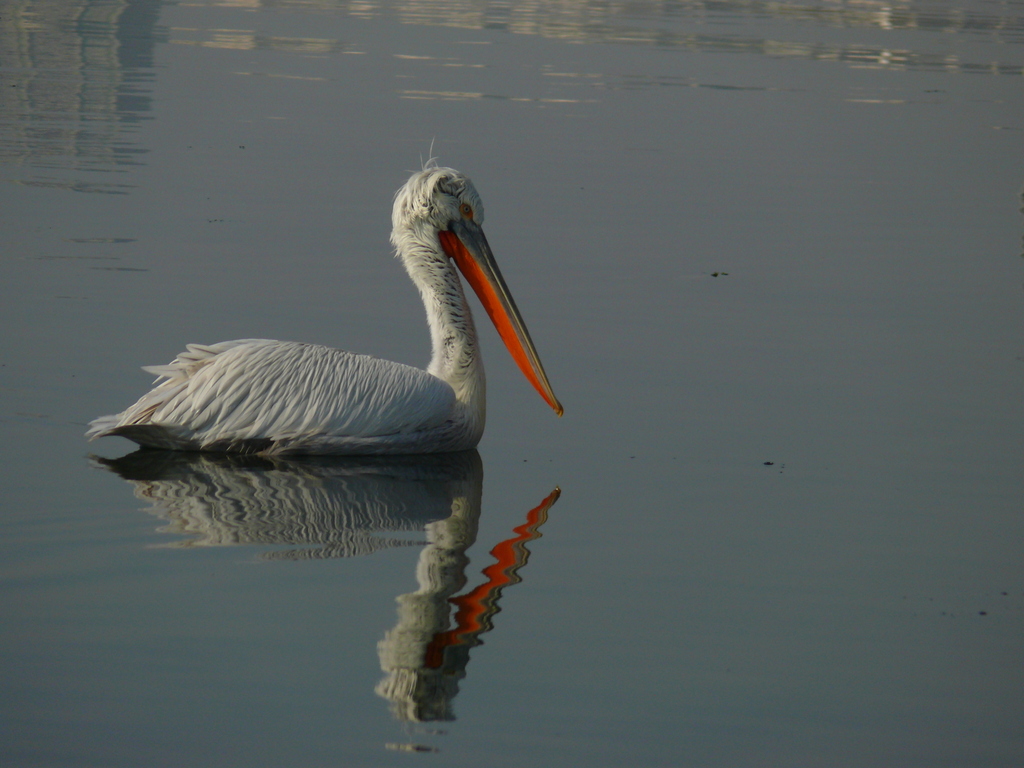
[[87, 166, 561, 455]]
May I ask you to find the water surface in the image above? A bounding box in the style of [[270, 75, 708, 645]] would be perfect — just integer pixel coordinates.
[[1, 0, 1022, 765]]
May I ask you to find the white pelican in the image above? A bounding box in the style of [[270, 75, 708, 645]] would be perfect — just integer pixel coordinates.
[[87, 165, 562, 455]]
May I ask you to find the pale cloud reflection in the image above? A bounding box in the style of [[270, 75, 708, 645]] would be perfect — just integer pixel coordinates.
[[168, 27, 356, 53], [0, 0, 161, 188], [181, 0, 1024, 75], [397, 88, 592, 102]]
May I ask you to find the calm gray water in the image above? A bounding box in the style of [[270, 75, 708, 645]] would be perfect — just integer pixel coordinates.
[[1, 1, 1022, 765]]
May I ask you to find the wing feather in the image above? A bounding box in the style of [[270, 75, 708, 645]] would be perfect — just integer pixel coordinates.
[[87, 340, 456, 451]]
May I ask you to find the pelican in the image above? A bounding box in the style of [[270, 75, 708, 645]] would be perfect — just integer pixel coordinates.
[[87, 165, 562, 455]]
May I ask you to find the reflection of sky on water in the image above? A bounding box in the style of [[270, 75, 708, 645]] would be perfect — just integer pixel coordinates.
[[0, 0, 164, 191], [1, 0, 1017, 188], [170, 0, 1024, 74]]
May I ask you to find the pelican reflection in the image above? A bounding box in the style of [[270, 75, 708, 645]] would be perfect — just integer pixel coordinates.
[[93, 449, 558, 723], [93, 449, 482, 558], [377, 480, 557, 722]]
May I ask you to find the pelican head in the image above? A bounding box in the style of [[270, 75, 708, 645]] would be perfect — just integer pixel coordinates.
[[391, 166, 563, 417], [392, 165, 486, 237]]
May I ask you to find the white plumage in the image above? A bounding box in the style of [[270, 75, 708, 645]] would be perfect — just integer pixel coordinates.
[[87, 165, 561, 455]]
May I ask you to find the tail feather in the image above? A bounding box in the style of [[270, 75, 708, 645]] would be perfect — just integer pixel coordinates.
[[141, 364, 179, 379], [85, 414, 122, 441], [86, 339, 272, 447]]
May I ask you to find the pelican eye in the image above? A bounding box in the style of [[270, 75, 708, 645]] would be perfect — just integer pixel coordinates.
[[459, 203, 474, 220]]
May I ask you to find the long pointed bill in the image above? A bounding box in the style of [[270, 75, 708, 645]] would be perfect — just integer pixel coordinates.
[[439, 220, 563, 416]]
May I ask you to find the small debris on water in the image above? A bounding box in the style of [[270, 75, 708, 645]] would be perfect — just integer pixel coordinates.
[[385, 743, 440, 753]]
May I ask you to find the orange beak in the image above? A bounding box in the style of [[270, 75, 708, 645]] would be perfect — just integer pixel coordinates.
[[439, 220, 563, 416]]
